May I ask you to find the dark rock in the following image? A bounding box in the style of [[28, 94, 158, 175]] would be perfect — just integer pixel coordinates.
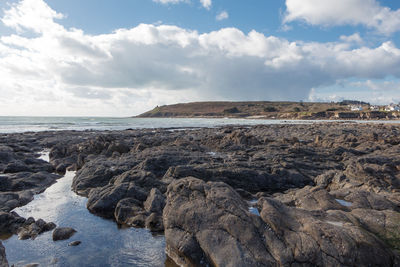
[[0, 211, 25, 234], [68, 241, 81, 246], [87, 183, 147, 218], [164, 177, 275, 266], [55, 163, 68, 174], [164, 177, 399, 267], [235, 188, 253, 199], [274, 186, 346, 211], [165, 164, 311, 193], [52, 227, 76, 241], [17, 218, 56, 240], [111, 170, 167, 193], [351, 209, 400, 252], [72, 156, 133, 196], [43, 222, 57, 232], [114, 198, 146, 225], [0, 241, 8, 267], [144, 188, 165, 214], [145, 212, 163, 232], [258, 197, 397, 266], [7, 172, 60, 194], [106, 141, 130, 155], [3, 161, 32, 173], [126, 214, 147, 228]]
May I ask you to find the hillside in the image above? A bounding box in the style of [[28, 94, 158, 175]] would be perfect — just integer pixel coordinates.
[[136, 101, 393, 120]]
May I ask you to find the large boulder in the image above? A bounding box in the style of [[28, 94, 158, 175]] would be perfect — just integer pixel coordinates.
[[87, 183, 147, 218], [163, 177, 276, 267], [114, 198, 147, 226], [0, 211, 25, 235], [163, 178, 399, 267], [72, 157, 131, 196], [52, 227, 76, 241], [258, 197, 397, 266]]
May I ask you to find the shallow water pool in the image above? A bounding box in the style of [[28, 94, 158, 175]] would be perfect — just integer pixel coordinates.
[[2, 171, 167, 267]]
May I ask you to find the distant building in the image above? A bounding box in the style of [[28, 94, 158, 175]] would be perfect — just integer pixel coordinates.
[[385, 104, 400, 111], [369, 105, 380, 111], [350, 105, 363, 111]]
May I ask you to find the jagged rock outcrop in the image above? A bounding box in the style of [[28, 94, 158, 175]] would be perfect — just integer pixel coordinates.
[[164, 178, 399, 266]]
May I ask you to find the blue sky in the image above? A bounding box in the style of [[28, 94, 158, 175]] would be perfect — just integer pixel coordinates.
[[1, 0, 400, 116], [3, 0, 400, 43]]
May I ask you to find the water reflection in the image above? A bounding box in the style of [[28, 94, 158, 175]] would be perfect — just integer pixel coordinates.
[[3, 171, 167, 267]]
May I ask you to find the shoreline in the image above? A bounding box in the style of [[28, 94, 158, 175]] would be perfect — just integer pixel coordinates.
[[3, 118, 400, 135], [135, 114, 400, 120]]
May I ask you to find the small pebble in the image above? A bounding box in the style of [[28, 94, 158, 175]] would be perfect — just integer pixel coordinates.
[[68, 240, 81, 246]]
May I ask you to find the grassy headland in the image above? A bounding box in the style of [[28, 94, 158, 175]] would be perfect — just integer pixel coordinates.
[[137, 101, 399, 120]]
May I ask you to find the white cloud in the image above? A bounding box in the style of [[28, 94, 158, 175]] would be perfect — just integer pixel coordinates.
[[2, 0, 400, 115], [309, 79, 400, 105], [153, 0, 188, 5], [339, 33, 363, 44], [2, 0, 64, 33], [216, 11, 229, 21], [284, 0, 400, 35], [350, 79, 400, 92], [200, 0, 212, 10], [153, 0, 211, 9]]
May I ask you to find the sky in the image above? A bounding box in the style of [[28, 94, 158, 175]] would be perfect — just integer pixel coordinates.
[[1, 0, 400, 116]]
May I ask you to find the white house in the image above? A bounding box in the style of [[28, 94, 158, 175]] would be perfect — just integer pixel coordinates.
[[369, 105, 380, 111], [385, 104, 400, 111], [350, 105, 363, 111]]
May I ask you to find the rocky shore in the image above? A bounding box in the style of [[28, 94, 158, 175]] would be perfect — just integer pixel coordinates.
[[0, 123, 400, 266]]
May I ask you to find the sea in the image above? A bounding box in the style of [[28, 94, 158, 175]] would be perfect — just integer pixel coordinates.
[[0, 116, 316, 133], [0, 116, 397, 133]]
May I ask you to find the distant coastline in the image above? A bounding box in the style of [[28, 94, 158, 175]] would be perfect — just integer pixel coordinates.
[[136, 101, 400, 120]]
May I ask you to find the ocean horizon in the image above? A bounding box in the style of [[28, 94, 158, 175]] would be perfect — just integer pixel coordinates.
[[1, 116, 400, 133]]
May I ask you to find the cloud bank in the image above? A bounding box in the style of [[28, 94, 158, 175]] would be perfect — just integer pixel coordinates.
[[1, 0, 400, 115], [284, 0, 400, 35]]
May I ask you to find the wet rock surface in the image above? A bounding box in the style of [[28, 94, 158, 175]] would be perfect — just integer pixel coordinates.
[[52, 227, 77, 241], [0, 241, 8, 267], [68, 240, 81, 246], [0, 124, 400, 266]]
